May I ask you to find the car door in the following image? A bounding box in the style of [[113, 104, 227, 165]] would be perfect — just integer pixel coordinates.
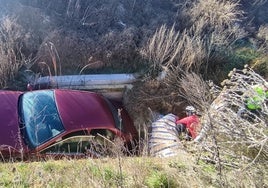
[[39, 129, 117, 159], [39, 135, 94, 159]]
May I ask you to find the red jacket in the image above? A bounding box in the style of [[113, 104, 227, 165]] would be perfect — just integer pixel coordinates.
[[176, 115, 200, 139]]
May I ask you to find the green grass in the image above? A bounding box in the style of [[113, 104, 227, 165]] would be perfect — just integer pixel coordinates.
[[224, 47, 260, 71], [0, 155, 266, 188], [145, 170, 176, 188]]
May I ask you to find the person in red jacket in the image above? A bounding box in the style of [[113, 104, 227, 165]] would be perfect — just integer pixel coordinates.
[[176, 106, 200, 140]]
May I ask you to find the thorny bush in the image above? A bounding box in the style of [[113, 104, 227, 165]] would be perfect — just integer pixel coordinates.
[[196, 66, 267, 170]]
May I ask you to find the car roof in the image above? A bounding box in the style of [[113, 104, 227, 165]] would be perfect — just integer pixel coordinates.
[[54, 90, 117, 132]]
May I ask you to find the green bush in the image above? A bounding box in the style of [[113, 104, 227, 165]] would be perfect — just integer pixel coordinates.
[[145, 170, 176, 188]]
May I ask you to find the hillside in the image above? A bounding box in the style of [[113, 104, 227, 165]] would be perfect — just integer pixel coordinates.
[[0, 0, 267, 81], [0, 1, 268, 187], [1, 0, 267, 113]]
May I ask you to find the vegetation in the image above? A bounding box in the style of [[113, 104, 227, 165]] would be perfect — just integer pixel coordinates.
[[1, 155, 266, 188], [0, 0, 268, 187]]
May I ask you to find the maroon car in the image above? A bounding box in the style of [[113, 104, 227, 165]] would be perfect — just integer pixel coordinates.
[[0, 89, 137, 161]]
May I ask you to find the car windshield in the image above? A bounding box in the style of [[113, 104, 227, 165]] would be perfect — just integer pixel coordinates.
[[19, 90, 65, 148]]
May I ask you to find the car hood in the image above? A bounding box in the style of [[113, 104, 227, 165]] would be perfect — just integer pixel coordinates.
[[55, 90, 117, 131], [0, 91, 25, 156]]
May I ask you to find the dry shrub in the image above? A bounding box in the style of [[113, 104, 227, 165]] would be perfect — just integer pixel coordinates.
[[66, 0, 82, 19], [95, 27, 143, 72], [0, 16, 23, 51], [13, 4, 54, 56], [0, 16, 25, 88], [0, 51, 17, 88], [77, 0, 119, 33], [141, 0, 246, 80], [0, 4, 55, 88], [172, 72, 215, 112], [123, 79, 185, 126], [257, 24, 268, 41], [35, 30, 91, 75], [250, 56, 268, 80], [140, 25, 208, 79], [17, 0, 178, 77], [196, 66, 268, 170], [77, 0, 175, 32], [35, 27, 142, 76], [135, 0, 247, 124], [252, 0, 268, 5], [140, 25, 180, 77], [187, 0, 242, 28], [185, 0, 246, 74], [172, 31, 207, 72], [256, 24, 268, 53]]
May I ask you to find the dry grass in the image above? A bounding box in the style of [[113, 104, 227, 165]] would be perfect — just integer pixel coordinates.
[[184, 0, 246, 75], [253, 0, 268, 5], [140, 24, 180, 77], [134, 0, 246, 126], [0, 49, 17, 88], [0, 153, 267, 187], [35, 30, 87, 75], [140, 0, 246, 81], [0, 16, 25, 88], [257, 24, 268, 41], [37, 42, 61, 77], [187, 0, 242, 28], [123, 79, 187, 128], [140, 24, 207, 78], [34, 26, 142, 77], [172, 72, 214, 112], [256, 24, 268, 54], [0, 156, 215, 187]]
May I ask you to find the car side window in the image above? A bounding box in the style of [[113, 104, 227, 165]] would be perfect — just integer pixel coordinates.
[[41, 129, 117, 157], [90, 129, 115, 141], [88, 129, 117, 156], [41, 135, 94, 154]]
